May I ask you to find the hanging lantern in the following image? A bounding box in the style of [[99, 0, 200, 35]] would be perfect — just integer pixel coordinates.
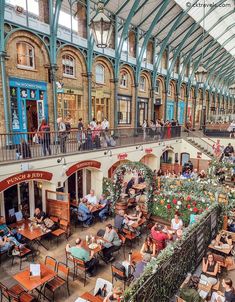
[[90, 1, 112, 48], [229, 84, 235, 96], [195, 64, 208, 84]]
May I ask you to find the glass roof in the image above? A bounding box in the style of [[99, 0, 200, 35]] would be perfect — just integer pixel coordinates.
[[175, 0, 235, 56]]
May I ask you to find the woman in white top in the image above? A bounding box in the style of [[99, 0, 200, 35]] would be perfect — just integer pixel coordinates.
[[171, 212, 183, 231]]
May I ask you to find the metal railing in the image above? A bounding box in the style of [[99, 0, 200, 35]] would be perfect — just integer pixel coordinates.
[[124, 205, 220, 302], [0, 126, 182, 163]]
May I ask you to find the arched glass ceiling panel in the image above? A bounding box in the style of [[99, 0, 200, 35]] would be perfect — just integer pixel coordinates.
[[175, 0, 235, 56], [6, 0, 39, 15]]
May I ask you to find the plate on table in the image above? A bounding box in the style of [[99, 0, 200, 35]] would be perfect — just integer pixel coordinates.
[[88, 243, 98, 250]]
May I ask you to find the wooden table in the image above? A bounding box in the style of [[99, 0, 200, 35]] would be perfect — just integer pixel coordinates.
[[89, 205, 103, 213], [208, 244, 233, 255], [130, 218, 146, 229], [81, 236, 110, 255], [181, 276, 212, 299], [10, 219, 51, 250], [132, 183, 146, 190], [13, 263, 56, 292], [80, 292, 103, 302]]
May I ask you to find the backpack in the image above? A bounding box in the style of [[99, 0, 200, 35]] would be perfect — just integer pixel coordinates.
[[44, 218, 56, 230], [65, 122, 71, 134]]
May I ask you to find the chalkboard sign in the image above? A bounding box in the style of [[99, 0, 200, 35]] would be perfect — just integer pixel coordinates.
[[196, 226, 205, 264]]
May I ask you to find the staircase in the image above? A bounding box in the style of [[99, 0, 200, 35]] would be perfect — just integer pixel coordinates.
[[183, 130, 216, 159]]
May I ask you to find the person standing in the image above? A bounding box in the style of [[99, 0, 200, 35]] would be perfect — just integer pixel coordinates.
[[77, 118, 83, 150], [101, 118, 109, 131], [151, 223, 171, 251], [57, 117, 67, 153], [142, 120, 147, 140], [38, 119, 51, 156]]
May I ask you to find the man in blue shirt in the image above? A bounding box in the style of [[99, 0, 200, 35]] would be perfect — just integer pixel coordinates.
[[98, 194, 110, 222], [78, 198, 93, 227], [0, 216, 22, 243]]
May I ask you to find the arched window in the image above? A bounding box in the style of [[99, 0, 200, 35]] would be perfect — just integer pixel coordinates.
[[181, 86, 185, 99], [95, 64, 105, 84], [155, 79, 160, 94], [168, 83, 173, 96], [139, 76, 146, 92], [17, 42, 35, 69], [120, 72, 128, 88], [62, 54, 75, 77]]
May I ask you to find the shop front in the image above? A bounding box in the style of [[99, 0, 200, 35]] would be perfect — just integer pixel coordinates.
[[154, 98, 162, 121], [92, 88, 111, 122], [9, 77, 48, 143], [0, 171, 53, 223], [57, 87, 84, 127], [166, 100, 174, 121], [178, 100, 185, 125], [137, 98, 148, 127], [64, 160, 102, 201]]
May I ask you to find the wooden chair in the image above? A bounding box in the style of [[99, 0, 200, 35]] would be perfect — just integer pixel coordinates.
[[111, 264, 133, 290], [11, 246, 32, 270], [73, 257, 89, 286], [0, 249, 8, 267], [44, 262, 70, 302], [7, 289, 36, 302], [65, 250, 74, 267], [175, 295, 186, 302], [50, 216, 59, 223], [118, 233, 126, 259], [122, 228, 138, 248], [51, 219, 69, 246], [0, 282, 26, 302], [45, 255, 57, 272]]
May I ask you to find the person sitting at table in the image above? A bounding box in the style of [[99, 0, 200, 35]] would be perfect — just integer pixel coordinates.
[[210, 278, 235, 302], [0, 216, 23, 243], [125, 177, 135, 195], [102, 224, 121, 263], [133, 253, 151, 279], [200, 252, 219, 286], [151, 223, 172, 252], [34, 208, 46, 224], [103, 286, 123, 302], [78, 198, 93, 227], [138, 173, 145, 184], [175, 229, 183, 241], [126, 205, 143, 222], [98, 194, 110, 222], [114, 210, 125, 232], [179, 275, 204, 302], [215, 231, 233, 247], [66, 238, 99, 277], [140, 236, 156, 257], [228, 218, 235, 232], [85, 189, 98, 205], [0, 234, 24, 255], [171, 211, 183, 231]]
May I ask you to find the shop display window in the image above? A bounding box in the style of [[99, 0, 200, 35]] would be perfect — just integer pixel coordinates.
[[17, 42, 35, 69], [118, 97, 131, 124], [57, 94, 83, 125]]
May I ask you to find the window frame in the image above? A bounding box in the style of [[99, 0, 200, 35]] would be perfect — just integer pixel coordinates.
[[139, 76, 146, 92], [62, 54, 76, 78], [120, 72, 128, 88], [95, 64, 105, 84], [117, 96, 131, 125], [17, 42, 35, 70], [155, 80, 160, 94]]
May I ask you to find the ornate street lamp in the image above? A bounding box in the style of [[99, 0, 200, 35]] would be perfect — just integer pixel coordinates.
[[195, 64, 208, 84], [229, 84, 235, 96], [90, 1, 112, 48]]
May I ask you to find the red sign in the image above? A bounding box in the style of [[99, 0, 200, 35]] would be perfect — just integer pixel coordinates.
[[66, 160, 101, 177], [118, 153, 128, 160], [197, 152, 202, 159], [145, 148, 153, 154], [0, 171, 53, 192]]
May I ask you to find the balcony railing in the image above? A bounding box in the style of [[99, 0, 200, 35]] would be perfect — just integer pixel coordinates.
[[0, 127, 182, 163]]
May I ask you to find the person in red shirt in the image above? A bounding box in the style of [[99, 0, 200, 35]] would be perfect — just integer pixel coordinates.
[[151, 223, 172, 251]]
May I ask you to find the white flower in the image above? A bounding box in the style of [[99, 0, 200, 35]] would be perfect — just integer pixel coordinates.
[[177, 201, 182, 206], [167, 199, 170, 203], [190, 208, 193, 211], [176, 205, 180, 209]]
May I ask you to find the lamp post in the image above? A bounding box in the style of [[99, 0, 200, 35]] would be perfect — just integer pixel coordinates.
[[90, 1, 112, 48]]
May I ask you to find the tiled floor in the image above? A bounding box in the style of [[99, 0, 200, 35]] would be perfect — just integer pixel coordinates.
[[0, 216, 140, 302]]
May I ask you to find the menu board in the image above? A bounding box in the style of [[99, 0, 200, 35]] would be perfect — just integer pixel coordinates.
[[196, 226, 205, 264]]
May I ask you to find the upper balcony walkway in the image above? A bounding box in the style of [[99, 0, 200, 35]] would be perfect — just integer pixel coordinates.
[[0, 127, 182, 164]]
